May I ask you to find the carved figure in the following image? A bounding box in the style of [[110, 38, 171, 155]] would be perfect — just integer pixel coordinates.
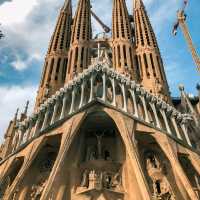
[[30, 179, 46, 200], [111, 172, 121, 189], [80, 170, 89, 187], [94, 132, 105, 159], [153, 178, 175, 200], [103, 172, 112, 189]]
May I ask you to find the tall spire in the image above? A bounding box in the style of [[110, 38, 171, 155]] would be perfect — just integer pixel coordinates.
[[65, 0, 92, 82], [112, 0, 137, 79], [133, 0, 171, 102], [35, 0, 72, 109]]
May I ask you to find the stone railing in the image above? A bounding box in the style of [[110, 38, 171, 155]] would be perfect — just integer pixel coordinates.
[[9, 62, 194, 156]]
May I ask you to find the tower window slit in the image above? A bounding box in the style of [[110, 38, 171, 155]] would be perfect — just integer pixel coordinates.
[[150, 54, 156, 77], [123, 45, 127, 66], [80, 47, 84, 68], [117, 45, 121, 68], [129, 47, 133, 69], [143, 53, 150, 78], [138, 55, 143, 78], [138, 13, 144, 46], [41, 61, 48, 87], [67, 51, 73, 74], [156, 56, 164, 81], [48, 58, 54, 82], [55, 58, 61, 81], [60, 16, 67, 49], [62, 58, 68, 81], [135, 55, 141, 78]]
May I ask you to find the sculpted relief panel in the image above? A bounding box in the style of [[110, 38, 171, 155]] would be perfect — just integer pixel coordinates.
[[74, 130, 124, 200], [145, 151, 175, 200]]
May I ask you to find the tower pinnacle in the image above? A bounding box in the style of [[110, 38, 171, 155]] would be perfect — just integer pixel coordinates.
[[65, 0, 92, 82], [35, 0, 72, 109], [112, 0, 136, 79], [134, 0, 171, 102], [20, 101, 29, 121]]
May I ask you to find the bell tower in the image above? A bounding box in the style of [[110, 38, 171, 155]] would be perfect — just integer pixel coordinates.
[[112, 0, 136, 79], [65, 0, 92, 82], [134, 0, 171, 102], [35, 0, 72, 109]]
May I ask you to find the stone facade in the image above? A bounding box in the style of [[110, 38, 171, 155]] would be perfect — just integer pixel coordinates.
[[0, 0, 200, 200]]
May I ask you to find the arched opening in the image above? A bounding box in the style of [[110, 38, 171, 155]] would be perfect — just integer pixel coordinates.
[[15, 135, 61, 200], [0, 157, 24, 198], [178, 154, 200, 198], [46, 111, 145, 200], [136, 133, 187, 200]]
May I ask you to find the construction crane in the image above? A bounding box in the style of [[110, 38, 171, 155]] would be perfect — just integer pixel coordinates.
[[90, 4, 111, 34], [172, 0, 200, 73]]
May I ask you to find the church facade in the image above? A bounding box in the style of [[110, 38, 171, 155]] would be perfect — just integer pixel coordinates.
[[0, 0, 200, 199]]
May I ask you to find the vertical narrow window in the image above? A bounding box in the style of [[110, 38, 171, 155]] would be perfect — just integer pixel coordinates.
[[143, 54, 150, 78], [55, 58, 61, 81], [156, 56, 164, 81], [123, 45, 127, 66], [135, 55, 140, 79], [138, 55, 143, 78], [80, 47, 84, 68], [48, 58, 54, 82], [117, 45, 121, 67], [62, 58, 68, 81], [41, 61, 48, 87], [129, 47, 133, 68], [67, 50, 73, 74], [150, 54, 156, 77]]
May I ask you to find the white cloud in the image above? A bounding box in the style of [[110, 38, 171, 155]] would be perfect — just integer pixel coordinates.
[[0, 86, 37, 142], [11, 54, 42, 71], [0, 0, 38, 24]]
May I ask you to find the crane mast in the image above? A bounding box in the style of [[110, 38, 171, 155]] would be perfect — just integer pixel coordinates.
[[177, 10, 200, 73]]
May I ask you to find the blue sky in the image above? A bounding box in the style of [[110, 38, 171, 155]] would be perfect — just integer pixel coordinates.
[[0, 0, 199, 140]]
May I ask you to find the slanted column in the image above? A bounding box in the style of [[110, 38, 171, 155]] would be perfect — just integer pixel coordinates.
[[89, 74, 95, 103], [111, 78, 116, 106], [130, 82, 139, 118], [79, 80, 86, 108], [33, 112, 43, 137], [69, 87, 76, 114], [160, 103, 172, 135], [12, 131, 19, 152], [171, 111, 182, 140], [51, 98, 60, 124], [140, 90, 150, 123], [26, 120, 34, 141], [16, 125, 25, 149], [181, 116, 192, 146], [100, 73, 106, 102], [149, 99, 161, 129], [41, 105, 52, 131], [60, 92, 68, 119], [121, 83, 127, 112]]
